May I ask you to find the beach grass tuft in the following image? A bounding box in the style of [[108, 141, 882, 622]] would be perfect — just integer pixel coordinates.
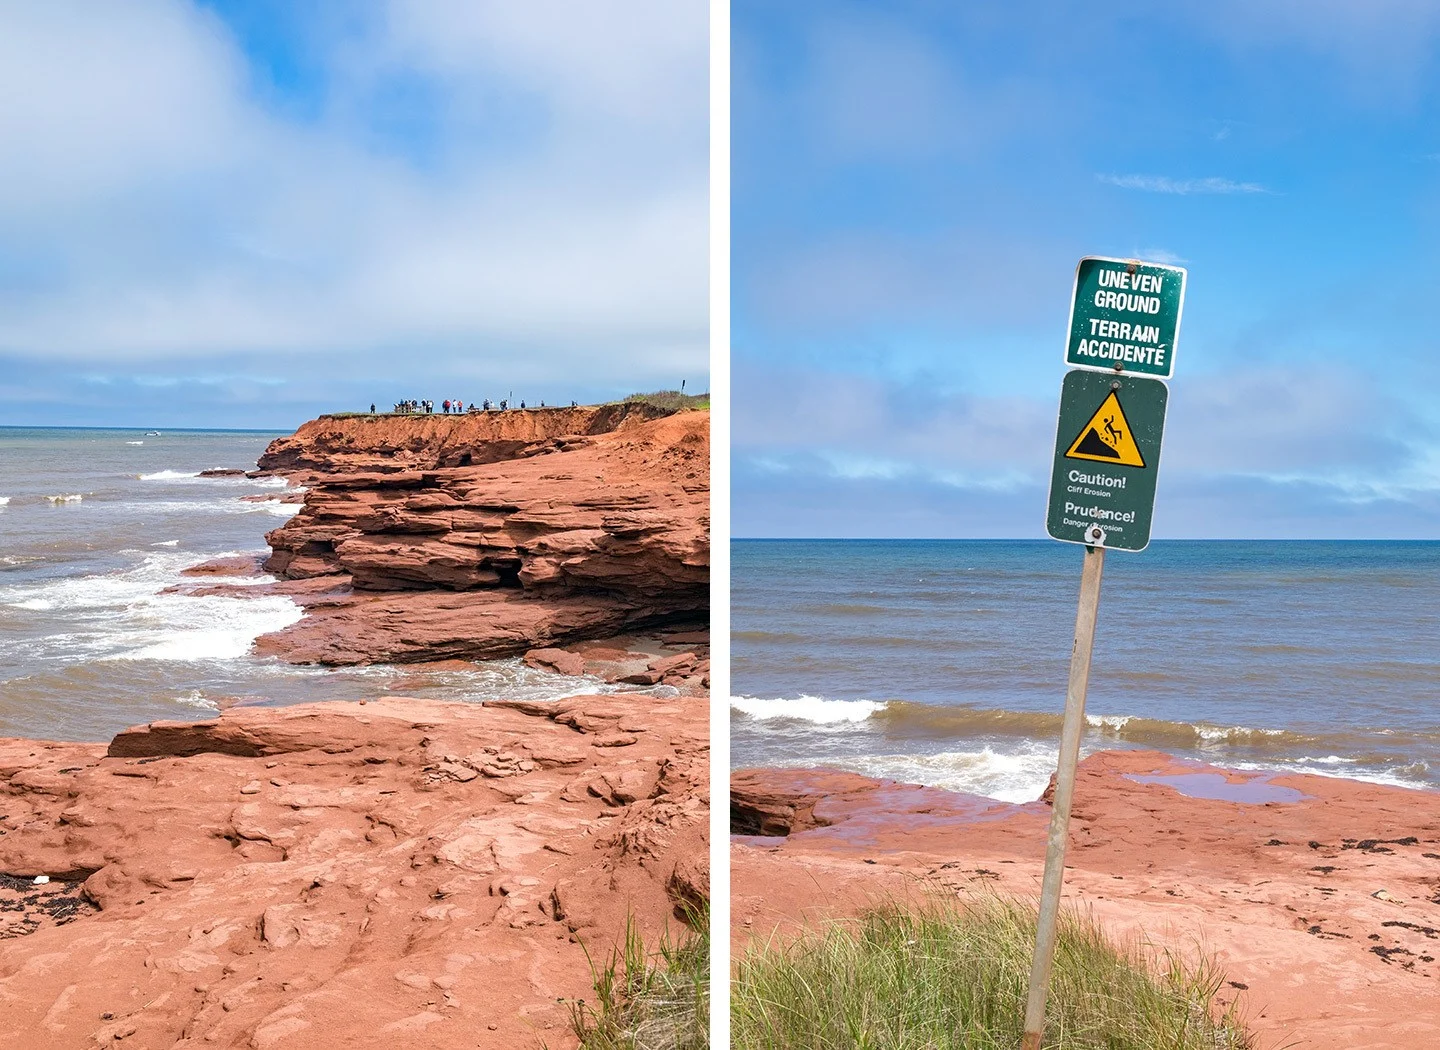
[[732, 895, 1254, 1050], [571, 905, 709, 1050], [622, 390, 711, 412]]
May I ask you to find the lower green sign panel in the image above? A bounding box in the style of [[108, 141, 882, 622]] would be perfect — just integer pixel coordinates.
[[1045, 368, 1168, 551]]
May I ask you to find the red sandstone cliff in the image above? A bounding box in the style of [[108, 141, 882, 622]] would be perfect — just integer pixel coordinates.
[[254, 403, 674, 476], [249, 408, 709, 665], [0, 407, 711, 1050]]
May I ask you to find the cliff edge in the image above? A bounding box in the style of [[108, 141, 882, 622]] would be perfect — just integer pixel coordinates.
[[248, 408, 708, 665]]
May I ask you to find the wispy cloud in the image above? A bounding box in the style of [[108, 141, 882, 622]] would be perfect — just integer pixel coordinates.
[[1097, 174, 1271, 195], [1134, 248, 1189, 266]]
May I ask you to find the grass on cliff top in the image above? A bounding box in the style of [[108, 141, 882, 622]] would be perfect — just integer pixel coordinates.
[[621, 389, 710, 412], [571, 906, 709, 1050], [732, 896, 1255, 1050]]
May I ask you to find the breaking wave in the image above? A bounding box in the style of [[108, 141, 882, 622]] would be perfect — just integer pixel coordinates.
[[844, 743, 1061, 804], [731, 694, 1440, 792], [731, 695, 886, 725], [0, 550, 302, 663]]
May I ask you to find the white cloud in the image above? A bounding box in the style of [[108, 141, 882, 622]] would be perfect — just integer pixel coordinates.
[[734, 362, 1055, 492], [1164, 367, 1438, 499], [1134, 249, 1189, 266], [0, 0, 708, 386], [736, 362, 1440, 515], [1097, 174, 1270, 195]]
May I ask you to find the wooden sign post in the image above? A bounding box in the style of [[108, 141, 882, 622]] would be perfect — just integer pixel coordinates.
[[1019, 543, 1105, 1050], [1022, 257, 1184, 1048]]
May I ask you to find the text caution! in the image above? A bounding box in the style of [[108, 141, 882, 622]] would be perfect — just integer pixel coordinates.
[[1046, 369, 1167, 552]]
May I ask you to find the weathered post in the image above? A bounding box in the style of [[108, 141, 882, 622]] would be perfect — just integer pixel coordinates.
[[1022, 256, 1185, 1047], [1020, 542, 1104, 1050]]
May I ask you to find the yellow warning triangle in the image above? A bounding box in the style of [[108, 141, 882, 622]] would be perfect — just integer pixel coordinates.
[[1064, 391, 1146, 467]]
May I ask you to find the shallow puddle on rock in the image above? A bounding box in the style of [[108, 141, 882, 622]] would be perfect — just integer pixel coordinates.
[[1124, 771, 1307, 804]]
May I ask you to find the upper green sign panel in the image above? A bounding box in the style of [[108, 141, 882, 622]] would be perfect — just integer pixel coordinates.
[[1064, 256, 1187, 380]]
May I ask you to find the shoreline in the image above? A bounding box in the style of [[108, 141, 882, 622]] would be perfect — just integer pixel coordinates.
[[0, 408, 711, 1048], [732, 749, 1440, 1049]]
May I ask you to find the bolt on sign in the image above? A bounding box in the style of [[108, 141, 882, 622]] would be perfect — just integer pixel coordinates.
[[1064, 256, 1187, 380], [1045, 368, 1168, 552]]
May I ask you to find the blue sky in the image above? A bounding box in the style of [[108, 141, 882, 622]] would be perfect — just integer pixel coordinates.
[[733, 1, 1440, 538], [0, 1, 707, 429]]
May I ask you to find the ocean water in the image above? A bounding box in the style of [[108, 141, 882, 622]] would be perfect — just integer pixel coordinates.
[[731, 539, 1440, 801], [0, 428, 653, 743]]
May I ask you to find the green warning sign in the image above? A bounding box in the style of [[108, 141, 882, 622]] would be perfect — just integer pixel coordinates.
[[1045, 368, 1167, 552], [1064, 257, 1186, 380]]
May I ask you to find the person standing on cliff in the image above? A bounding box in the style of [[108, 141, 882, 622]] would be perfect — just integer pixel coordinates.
[[370, 403, 376, 414]]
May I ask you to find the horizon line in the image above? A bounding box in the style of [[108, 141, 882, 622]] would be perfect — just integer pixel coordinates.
[[730, 536, 1440, 543], [0, 424, 292, 434]]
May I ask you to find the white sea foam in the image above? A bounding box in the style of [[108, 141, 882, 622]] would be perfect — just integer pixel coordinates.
[[152, 540, 180, 547], [731, 694, 886, 724], [1087, 714, 1131, 731], [0, 550, 301, 663], [370, 656, 615, 704], [117, 596, 301, 661], [45, 493, 83, 504], [844, 741, 1061, 804], [126, 441, 144, 446], [1229, 759, 1430, 792], [173, 690, 220, 710], [139, 470, 288, 491], [1196, 724, 1285, 743], [0, 496, 10, 506], [121, 498, 300, 518]]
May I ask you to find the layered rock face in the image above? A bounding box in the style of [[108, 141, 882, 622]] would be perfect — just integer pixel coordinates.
[[0, 406, 710, 1049], [255, 402, 673, 476], [0, 694, 707, 1049], [254, 409, 708, 665]]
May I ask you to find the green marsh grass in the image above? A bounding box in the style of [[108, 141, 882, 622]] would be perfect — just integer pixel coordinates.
[[731, 896, 1254, 1050]]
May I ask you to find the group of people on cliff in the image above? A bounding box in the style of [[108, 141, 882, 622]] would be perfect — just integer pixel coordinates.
[[376, 398, 578, 415]]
